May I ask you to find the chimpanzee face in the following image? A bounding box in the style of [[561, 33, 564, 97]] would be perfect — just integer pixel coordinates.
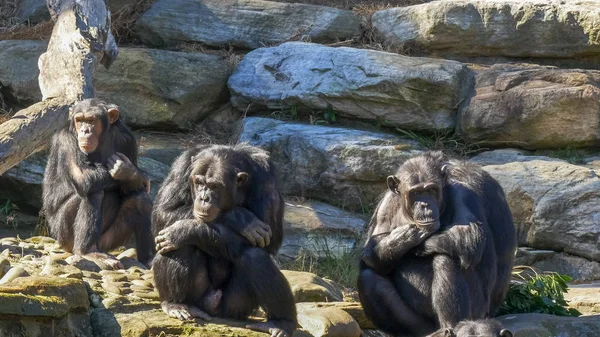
[[453, 320, 513, 337], [71, 100, 119, 154], [189, 155, 248, 223], [387, 158, 447, 231]]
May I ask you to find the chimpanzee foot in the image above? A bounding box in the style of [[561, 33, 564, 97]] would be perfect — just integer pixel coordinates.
[[246, 320, 296, 337], [161, 301, 212, 321], [203, 289, 222, 316], [85, 252, 124, 270]]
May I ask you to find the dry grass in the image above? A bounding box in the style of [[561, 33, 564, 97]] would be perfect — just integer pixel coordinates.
[[110, 0, 156, 45], [0, 0, 53, 40], [178, 43, 245, 70], [272, 0, 427, 10]]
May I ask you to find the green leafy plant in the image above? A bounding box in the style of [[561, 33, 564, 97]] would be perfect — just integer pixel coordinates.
[[498, 266, 581, 317], [546, 146, 586, 165]]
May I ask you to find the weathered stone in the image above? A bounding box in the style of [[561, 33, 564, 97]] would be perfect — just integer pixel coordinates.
[[103, 273, 129, 283], [134, 0, 360, 49], [0, 276, 89, 316], [0, 258, 10, 279], [565, 283, 600, 315], [282, 270, 343, 303], [499, 313, 600, 337], [0, 41, 231, 129], [238, 117, 422, 211], [16, 0, 51, 24], [135, 131, 187, 166], [131, 279, 153, 288], [459, 65, 600, 149], [40, 257, 83, 279], [0, 267, 28, 285], [229, 42, 473, 131], [297, 305, 360, 337], [372, 0, 600, 59], [532, 253, 600, 282], [282, 199, 367, 259], [471, 149, 561, 166], [296, 302, 375, 330], [102, 296, 159, 313], [483, 159, 600, 261]]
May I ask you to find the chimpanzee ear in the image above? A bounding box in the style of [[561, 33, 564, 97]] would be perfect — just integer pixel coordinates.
[[441, 163, 451, 177], [500, 329, 513, 337], [237, 172, 249, 186], [387, 175, 400, 194], [444, 328, 455, 337], [107, 104, 120, 124]]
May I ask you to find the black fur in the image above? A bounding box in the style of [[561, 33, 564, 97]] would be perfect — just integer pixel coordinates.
[[428, 319, 513, 337], [358, 151, 516, 337], [42, 98, 154, 265], [151, 144, 296, 335]]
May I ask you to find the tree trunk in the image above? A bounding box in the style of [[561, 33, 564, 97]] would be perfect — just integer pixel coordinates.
[[0, 0, 117, 175]]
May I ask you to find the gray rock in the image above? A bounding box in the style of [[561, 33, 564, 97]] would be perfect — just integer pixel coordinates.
[[281, 199, 367, 259], [138, 157, 170, 200], [483, 159, 600, 261], [565, 282, 600, 315], [15, 0, 50, 24], [0, 41, 231, 129], [134, 0, 361, 49], [532, 253, 600, 282], [498, 313, 600, 337], [471, 149, 565, 166], [135, 132, 187, 166], [0, 151, 46, 213], [459, 64, 600, 149], [238, 117, 423, 211], [372, 0, 600, 59], [229, 42, 473, 131]]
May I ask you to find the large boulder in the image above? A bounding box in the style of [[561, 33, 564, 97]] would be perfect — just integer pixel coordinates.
[[516, 248, 600, 282], [282, 199, 367, 259], [459, 64, 600, 149], [238, 117, 423, 211], [134, 0, 361, 49], [229, 42, 474, 131], [498, 313, 600, 337], [15, 0, 51, 24], [479, 155, 600, 262], [372, 0, 600, 59], [0, 41, 230, 129]]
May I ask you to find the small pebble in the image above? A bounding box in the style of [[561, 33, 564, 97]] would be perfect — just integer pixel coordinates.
[[0, 267, 29, 285]]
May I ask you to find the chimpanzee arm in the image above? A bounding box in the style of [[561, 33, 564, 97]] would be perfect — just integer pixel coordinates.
[[415, 183, 486, 269], [361, 193, 431, 274], [218, 206, 273, 249]]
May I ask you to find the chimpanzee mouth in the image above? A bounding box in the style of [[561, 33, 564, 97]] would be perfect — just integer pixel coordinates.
[[416, 219, 437, 227]]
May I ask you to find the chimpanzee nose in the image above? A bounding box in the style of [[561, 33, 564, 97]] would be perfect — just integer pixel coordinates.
[[200, 192, 211, 203], [417, 201, 428, 210]]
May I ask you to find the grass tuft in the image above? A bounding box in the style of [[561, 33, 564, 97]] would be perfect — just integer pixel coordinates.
[[110, 0, 156, 45], [396, 128, 484, 158]]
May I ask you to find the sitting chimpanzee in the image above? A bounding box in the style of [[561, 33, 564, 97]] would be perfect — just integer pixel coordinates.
[[42, 99, 154, 269], [152, 144, 297, 337], [358, 151, 517, 337], [428, 319, 513, 337]]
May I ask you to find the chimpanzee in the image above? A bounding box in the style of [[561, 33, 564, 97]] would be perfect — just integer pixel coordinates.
[[42, 99, 154, 269], [427, 319, 513, 337], [358, 151, 516, 337], [151, 144, 297, 337]]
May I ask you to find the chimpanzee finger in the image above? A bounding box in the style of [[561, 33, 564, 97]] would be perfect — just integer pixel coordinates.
[[257, 227, 270, 246], [253, 231, 266, 248], [243, 232, 257, 246], [116, 152, 131, 163]]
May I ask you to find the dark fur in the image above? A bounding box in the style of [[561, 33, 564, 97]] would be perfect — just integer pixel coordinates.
[[358, 151, 516, 337], [42, 98, 154, 265], [151, 144, 296, 332]]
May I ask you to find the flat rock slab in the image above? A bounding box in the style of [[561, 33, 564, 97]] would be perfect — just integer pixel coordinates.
[[499, 313, 600, 337], [296, 302, 375, 330], [282, 270, 343, 303], [229, 42, 473, 131], [297, 305, 360, 337], [373, 0, 600, 59], [459, 64, 600, 149], [565, 283, 600, 314], [0, 40, 230, 129], [134, 0, 360, 49], [282, 199, 367, 259], [238, 117, 423, 211], [482, 157, 600, 262]]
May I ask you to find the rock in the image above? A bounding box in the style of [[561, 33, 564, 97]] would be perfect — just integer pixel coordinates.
[[471, 149, 562, 166], [0, 267, 28, 285], [499, 313, 600, 337], [0, 258, 9, 279], [372, 0, 600, 59], [116, 248, 137, 260], [95, 47, 231, 129], [459, 64, 600, 149], [40, 257, 83, 279], [483, 159, 600, 261], [138, 157, 170, 200], [531, 253, 600, 282], [0, 40, 45, 107], [565, 283, 600, 315], [296, 302, 375, 330], [297, 304, 360, 337], [282, 199, 367, 259], [281, 270, 343, 303], [135, 131, 187, 165], [229, 42, 473, 131], [134, 0, 361, 49], [238, 117, 422, 211], [16, 0, 51, 24], [0, 41, 231, 129]]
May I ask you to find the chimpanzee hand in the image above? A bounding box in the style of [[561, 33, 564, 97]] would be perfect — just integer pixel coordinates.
[[240, 218, 272, 248], [107, 152, 137, 181], [388, 224, 431, 248], [155, 220, 191, 254]]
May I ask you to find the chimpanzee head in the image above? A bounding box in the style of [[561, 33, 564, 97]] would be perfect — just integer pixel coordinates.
[[188, 147, 249, 223], [69, 99, 119, 154], [387, 151, 448, 231], [438, 320, 513, 337]]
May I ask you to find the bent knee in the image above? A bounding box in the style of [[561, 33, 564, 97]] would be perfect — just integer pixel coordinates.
[[239, 247, 269, 265], [358, 268, 381, 292], [124, 192, 153, 214]]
